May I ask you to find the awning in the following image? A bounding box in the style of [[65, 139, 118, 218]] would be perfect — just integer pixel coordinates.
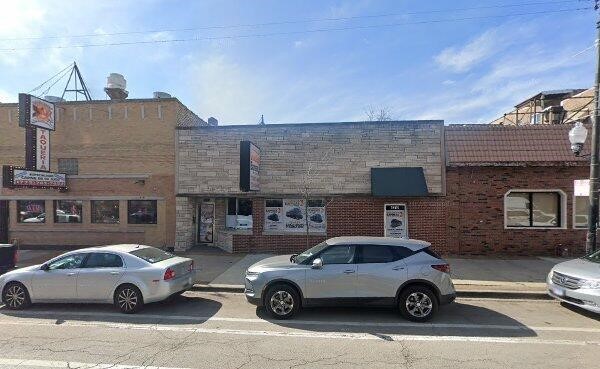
[[371, 167, 429, 197]]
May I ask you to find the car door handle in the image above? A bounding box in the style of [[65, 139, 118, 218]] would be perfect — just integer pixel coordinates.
[[67, 272, 76, 276], [110, 271, 120, 275], [343, 269, 356, 274], [392, 266, 405, 271]]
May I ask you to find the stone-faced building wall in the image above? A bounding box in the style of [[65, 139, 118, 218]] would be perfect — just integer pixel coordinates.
[[175, 120, 445, 252]]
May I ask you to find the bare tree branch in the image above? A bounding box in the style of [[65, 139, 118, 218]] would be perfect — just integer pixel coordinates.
[[365, 105, 393, 122]]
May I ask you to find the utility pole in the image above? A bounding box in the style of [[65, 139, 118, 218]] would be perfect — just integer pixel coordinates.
[[586, 0, 600, 254]]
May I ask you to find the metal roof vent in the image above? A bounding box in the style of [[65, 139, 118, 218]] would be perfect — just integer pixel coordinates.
[[208, 117, 218, 126], [104, 73, 129, 100], [153, 91, 171, 99]]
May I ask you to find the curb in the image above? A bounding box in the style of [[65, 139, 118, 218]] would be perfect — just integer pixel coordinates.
[[191, 284, 551, 300]]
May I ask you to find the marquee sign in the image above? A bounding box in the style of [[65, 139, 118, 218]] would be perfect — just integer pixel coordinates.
[[19, 94, 56, 130], [240, 140, 260, 192], [2, 166, 67, 190]]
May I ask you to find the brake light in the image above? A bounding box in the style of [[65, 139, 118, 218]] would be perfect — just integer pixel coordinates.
[[164, 267, 175, 280], [431, 264, 450, 273], [189, 261, 194, 272]]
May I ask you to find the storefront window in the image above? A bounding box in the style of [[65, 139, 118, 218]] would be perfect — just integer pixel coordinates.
[[54, 200, 83, 223], [574, 196, 589, 229], [226, 198, 253, 229], [264, 198, 326, 233], [91, 200, 120, 224], [128, 200, 157, 224], [505, 191, 561, 228], [17, 200, 46, 223]]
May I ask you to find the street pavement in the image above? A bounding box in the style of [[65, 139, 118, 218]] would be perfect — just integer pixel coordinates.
[[0, 291, 599, 368]]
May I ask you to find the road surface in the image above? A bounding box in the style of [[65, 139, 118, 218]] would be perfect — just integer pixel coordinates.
[[0, 291, 599, 368]]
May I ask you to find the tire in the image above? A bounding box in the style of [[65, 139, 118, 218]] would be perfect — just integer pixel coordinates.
[[114, 285, 144, 314], [398, 286, 438, 322], [2, 282, 31, 310], [264, 284, 300, 320]]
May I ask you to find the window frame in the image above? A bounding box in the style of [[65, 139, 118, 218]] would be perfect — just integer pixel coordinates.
[[313, 244, 357, 265], [16, 200, 46, 224], [46, 253, 88, 270], [57, 158, 79, 175], [127, 200, 157, 225], [573, 194, 589, 230], [504, 190, 566, 229], [91, 200, 120, 224], [53, 200, 83, 224]]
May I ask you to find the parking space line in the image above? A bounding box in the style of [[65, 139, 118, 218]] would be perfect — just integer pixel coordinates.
[[0, 319, 599, 346], [2, 309, 600, 333], [0, 357, 193, 369]]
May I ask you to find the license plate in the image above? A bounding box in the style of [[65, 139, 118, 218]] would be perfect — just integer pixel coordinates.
[[551, 286, 565, 297]]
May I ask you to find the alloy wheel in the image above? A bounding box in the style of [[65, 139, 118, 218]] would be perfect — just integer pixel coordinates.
[[117, 288, 138, 312], [269, 290, 294, 316], [405, 292, 433, 318], [4, 285, 26, 309]]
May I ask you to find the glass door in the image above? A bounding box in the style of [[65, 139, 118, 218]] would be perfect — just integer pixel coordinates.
[[197, 202, 215, 244]]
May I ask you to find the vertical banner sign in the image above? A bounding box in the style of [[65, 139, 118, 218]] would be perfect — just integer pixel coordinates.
[[36, 129, 50, 171], [198, 203, 215, 243], [384, 204, 408, 238], [240, 141, 260, 192]]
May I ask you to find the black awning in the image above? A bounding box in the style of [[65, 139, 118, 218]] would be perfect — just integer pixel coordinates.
[[371, 167, 429, 197]]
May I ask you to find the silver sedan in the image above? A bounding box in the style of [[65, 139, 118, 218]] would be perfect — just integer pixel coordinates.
[[0, 244, 195, 313]]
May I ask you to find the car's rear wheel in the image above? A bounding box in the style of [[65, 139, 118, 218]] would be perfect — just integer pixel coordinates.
[[2, 282, 31, 310], [264, 284, 300, 319], [114, 285, 143, 314], [399, 286, 438, 322]]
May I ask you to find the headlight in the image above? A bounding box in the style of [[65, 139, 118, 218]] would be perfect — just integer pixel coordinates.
[[581, 279, 600, 289]]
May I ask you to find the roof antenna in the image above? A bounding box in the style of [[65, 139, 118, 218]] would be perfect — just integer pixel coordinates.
[[61, 62, 92, 101]]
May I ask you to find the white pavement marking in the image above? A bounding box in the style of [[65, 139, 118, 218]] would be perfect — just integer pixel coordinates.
[[4, 309, 600, 333], [0, 357, 193, 369], [0, 320, 599, 346]]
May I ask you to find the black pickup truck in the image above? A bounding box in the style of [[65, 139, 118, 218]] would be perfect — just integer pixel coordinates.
[[0, 244, 17, 274]]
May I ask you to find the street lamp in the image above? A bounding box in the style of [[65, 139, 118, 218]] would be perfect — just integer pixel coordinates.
[[569, 121, 588, 156]]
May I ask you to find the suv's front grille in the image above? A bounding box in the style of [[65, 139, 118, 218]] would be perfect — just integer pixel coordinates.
[[552, 271, 582, 290]]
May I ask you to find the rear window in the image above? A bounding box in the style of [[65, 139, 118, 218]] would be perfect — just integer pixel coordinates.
[[130, 247, 175, 263], [422, 247, 441, 259]]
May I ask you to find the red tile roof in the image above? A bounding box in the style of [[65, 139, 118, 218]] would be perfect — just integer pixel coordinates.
[[445, 124, 590, 166]]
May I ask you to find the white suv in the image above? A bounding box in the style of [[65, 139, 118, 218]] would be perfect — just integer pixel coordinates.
[[245, 236, 455, 322]]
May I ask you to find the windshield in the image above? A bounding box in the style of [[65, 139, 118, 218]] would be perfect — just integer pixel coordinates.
[[583, 250, 600, 263], [294, 241, 329, 264], [130, 247, 175, 264]]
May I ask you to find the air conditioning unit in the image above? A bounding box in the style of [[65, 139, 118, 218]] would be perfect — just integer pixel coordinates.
[[226, 215, 253, 230]]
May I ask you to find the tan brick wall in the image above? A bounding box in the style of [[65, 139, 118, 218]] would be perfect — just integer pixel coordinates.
[[0, 98, 203, 247], [177, 121, 444, 196]]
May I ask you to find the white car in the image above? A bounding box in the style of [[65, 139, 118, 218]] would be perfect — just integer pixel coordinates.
[[0, 244, 195, 313]]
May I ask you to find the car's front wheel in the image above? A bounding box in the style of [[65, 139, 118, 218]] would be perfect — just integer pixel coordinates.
[[399, 286, 438, 322], [264, 284, 300, 319], [2, 282, 31, 310], [114, 285, 144, 314]]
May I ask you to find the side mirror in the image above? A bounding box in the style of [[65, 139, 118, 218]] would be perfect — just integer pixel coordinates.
[[40, 264, 49, 271], [312, 258, 323, 269]]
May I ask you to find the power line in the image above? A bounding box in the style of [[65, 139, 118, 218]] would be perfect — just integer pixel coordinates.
[[0, 7, 591, 52], [27, 62, 74, 94], [0, 0, 589, 42]]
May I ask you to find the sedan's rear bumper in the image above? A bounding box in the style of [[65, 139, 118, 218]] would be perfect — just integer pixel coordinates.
[[145, 274, 194, 303]]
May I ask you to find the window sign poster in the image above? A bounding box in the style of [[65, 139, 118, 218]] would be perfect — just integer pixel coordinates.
[[384, 204, 408, 238], [307, 205, 326, 233], [284, 199, 306, 232], [198, 203, 215, 243], [264, 206, 284, 231]]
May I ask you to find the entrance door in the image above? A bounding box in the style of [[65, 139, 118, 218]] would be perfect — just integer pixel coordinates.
[[0, 201, 8, 244], [197, 202, 215, 244]]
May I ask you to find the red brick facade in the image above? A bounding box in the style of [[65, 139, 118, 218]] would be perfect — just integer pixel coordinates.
[[232, 197, 447, 254], [446, 166, 588, 256]]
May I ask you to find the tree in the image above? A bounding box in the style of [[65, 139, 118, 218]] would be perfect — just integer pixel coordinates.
[[365, 105, 393, 121]]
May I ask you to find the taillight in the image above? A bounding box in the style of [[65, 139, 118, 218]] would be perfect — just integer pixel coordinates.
[[189, 261, 194, 272], [431, 264, 450, 273], [164, 267, 175, 280]]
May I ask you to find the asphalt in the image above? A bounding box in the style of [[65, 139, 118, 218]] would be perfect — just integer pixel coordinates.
[[0, 291, 599, 369]]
